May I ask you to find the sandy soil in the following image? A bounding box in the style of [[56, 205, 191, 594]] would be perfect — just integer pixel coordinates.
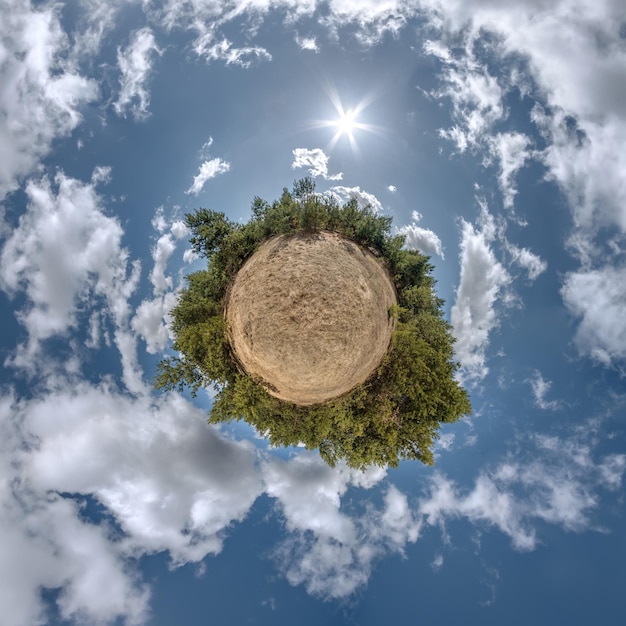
[[225, 231, 397, 405]]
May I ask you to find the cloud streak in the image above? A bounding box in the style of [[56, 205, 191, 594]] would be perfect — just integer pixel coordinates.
[[186, 138, 231, 195], [114, 28, 161, 120]]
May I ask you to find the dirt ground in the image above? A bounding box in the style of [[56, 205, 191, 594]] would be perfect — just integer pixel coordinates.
[[225, 231, 397, 405]]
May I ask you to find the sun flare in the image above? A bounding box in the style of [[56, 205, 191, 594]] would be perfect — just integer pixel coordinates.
[[335, 108, 358, 136], [308, 84, 385, 155]]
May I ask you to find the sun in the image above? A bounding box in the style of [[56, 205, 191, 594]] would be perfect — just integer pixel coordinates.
[[335, 108, 358, 137], [308, 83, 385, 155], [327, 101, 367, 152]]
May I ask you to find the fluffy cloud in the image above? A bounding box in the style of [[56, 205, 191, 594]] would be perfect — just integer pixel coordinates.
[[0, 374, 622, 621], [114, 28, 161, 120], [276, 483, 420, 599], [265, 454, 400, 599], [270, 421, 624, 599], [0, 0, 97, 199], [324, 185, 383, 212], [421, 0, 626, 365], [451, 207, 511, 383], [69, 1, 119, 59], [0, 170, 141, 388], [132, 210, 189, 354], [186, 158, 231, 195], [561, 265, 626, 366], [24, 386, 263, 563], [318, 0, 411, 45], [531, 105, 626, 263], [292, 148, 343, 180], [0, 376, 266, 624], [397, 210, 445, 258], [295, 34, 319, 52], [425, 37, 506, 154], [132, 293, 177, 354], [419, 424, 625, 551], [425, 39, 533, 214], [0, 390, 150, 626]]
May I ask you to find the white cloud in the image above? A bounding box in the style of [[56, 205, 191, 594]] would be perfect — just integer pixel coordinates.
[[324, 185, 383, 212], [0, 171, 141, 387], [291, 148, 343, 180], [268, 419, 625, 599], [0, 0, 97, 199], [186, 146, 231, 195], [69, 1, 119, 59], [0, 390, 150, 626], [263, 454, 362, 544], [150, 233, 177, 294], [532, 104, 626, 249], [0, 375, 266, 623], [419, 425, 625, 551], [199, 135, 215, 155], [132, 211, 189, 355], [451, 207, 511, 384], [387, 184, 397, 193], [114, 27, 161, 120], [434, 432, 456, 453], [185, 137, 232, 195], [377, 485, 421, 550], [318, 0, 410, 46], [194, 37, 272, 67], [426, 38, 506, 154], [561, 265, 626, 366], [0, 373, 622, 620], [295, 34, 319, 52], [431, 554, 444, 570], [425, 38, 533, 213], [421, 0, 626, 366], [264, 453, 398, 598], [489, 132, 532, 209], [506, 243, 547, 281], [132, 291, 178, 355], [0, 495, 151, 626], [156, 0, 412, 55], [24, 385, 263, 564], [528, 370, 561, 411], [397, 210, 445, 258]]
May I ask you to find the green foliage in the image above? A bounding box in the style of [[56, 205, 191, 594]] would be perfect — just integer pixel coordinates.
[[155, 178, 471, 469]]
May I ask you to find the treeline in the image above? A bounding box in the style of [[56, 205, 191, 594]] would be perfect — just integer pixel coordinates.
[[155, 178, 471, 469]]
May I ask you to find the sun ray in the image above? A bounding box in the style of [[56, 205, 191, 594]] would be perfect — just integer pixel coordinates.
[[307, 83, 387, 156]]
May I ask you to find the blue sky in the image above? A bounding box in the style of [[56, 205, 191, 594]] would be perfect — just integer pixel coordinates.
[[1, 1, 625, 624]]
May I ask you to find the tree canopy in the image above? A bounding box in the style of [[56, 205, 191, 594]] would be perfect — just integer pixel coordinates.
[[155, 179, 471, 469]]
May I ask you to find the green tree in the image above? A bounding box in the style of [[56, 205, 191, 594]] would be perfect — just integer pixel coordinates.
[[155, 179, 471, 469]]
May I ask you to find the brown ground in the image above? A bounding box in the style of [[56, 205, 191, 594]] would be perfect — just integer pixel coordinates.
[[225, 231, 397, 405]]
